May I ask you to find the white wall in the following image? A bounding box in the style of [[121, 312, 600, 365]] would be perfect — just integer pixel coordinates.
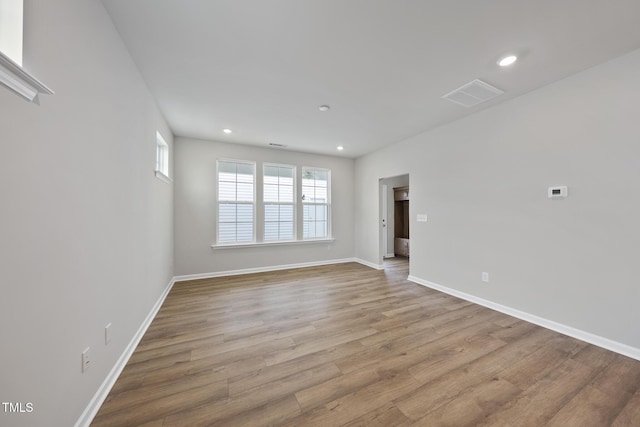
[[0, 1, 173, 426], [174, 137, 355, 276], [356, 48, 640, 352]]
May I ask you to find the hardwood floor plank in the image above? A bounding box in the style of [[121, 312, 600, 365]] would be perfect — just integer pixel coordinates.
[[476, 359, 598, 427], [263, 328, 378, 366], [395, 327, 555, 420], [406, 332, 508, 385], [342, 401, 413, 427], [208, 395, 301, 427], [162, 362, 341, 426], [91, 259, 640, 426], [283, 370, 422, 427], [294, 364, 383, 412], [612, 389, 640, 427], [336, 310, 499, 375], [546, 354, 640, 426], [228, 341, 363, 396], [412, 377, 521, 426], [91, 379, 227, 427], [97, 370, 225, 417], [545, 385, 629, 427], [497, 345, 571, 389]]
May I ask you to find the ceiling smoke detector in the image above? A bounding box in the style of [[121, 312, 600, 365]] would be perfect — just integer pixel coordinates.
[[318, 105, 330, 112]]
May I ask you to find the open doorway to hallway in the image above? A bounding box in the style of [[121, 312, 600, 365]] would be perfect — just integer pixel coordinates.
[[379, 174, 410, 267]]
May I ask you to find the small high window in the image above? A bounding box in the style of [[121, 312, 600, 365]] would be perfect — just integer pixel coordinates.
[[0, 0, 53, 103], [0, 0, 23, 65], [155, 132, 170, 180]]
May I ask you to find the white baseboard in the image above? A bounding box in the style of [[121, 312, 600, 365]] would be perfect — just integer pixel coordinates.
[[408, 275, 640, 362], [384, 253, 395, 259], [354, 258, 384, 270], [173, 258, 358, 282], [74, 278, 176, 427]]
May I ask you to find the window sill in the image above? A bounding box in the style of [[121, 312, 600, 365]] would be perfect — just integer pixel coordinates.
[[0, 51, 53, 104], [155, 170, 173, 183], [211, 238, 335, 249]]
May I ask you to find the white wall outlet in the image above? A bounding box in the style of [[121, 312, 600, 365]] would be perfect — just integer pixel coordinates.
[[482, 272, 489, 283], [105, 323, 112, 345], [81, 347, 91, 372], [417, 214, 428, 222]]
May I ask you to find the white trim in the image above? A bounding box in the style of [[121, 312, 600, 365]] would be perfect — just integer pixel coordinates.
[[0, 50, 53, 103], [211, 237, 335, 249], [74, 278, 176, 427], [384, 253, 396, 259], [174, 258, 356, 282], [354, 258, 384, 270], [154, 170, 172, 183], [408, 275, 640, 362]]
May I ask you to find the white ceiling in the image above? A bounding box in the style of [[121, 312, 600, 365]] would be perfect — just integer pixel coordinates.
[[102, 0, 640, 158]]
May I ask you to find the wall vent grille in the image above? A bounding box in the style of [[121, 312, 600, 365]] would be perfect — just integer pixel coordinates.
[[441, 79, 504, 108]]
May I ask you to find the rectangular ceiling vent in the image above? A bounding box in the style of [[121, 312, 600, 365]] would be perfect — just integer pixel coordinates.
[[441, 79, 504, 108], [268, 142, 287, 148]]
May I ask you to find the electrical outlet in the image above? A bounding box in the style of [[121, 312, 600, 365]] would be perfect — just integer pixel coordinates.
[[482, 272, 489, 283], [105, 323, 112, 345], [81, 347, 91, 372]]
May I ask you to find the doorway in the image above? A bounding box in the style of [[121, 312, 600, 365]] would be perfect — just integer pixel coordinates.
[[379, 174, 410, 265]]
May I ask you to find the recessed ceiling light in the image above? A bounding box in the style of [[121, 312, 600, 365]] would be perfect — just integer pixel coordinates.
[[223, 128, 232, 134], [318, 105, 330, 112], [498, 55, 517, 67], [337, 146, 344, 151]]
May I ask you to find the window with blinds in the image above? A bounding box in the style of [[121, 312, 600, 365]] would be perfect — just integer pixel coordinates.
[[263, 164, 295, 241], [217, 160, 255, 243], [302, 167, 330, 239]]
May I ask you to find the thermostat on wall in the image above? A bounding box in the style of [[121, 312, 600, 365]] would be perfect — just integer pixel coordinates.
[[548, 186, 568, 199]]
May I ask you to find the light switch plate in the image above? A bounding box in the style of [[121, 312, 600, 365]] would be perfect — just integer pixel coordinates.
[[417, 214, 428, 222]]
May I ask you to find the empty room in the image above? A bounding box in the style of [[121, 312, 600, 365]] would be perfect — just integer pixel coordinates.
[[2, 0, 640, 426]]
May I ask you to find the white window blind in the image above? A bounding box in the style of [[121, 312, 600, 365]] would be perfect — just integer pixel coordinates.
[[264, 164, 295, 241], [302, 167, 330, 239], [217, 160, 255, 243]]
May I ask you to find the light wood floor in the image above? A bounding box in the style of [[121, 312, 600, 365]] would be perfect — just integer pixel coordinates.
[[92, 258, 640, 426]]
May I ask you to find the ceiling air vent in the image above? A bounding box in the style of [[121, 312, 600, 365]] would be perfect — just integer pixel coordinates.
[[268, 142, 287, 148], [441, 79, 504, 108]]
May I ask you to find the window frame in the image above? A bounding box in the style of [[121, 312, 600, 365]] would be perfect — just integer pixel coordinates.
[[301, 167, 331, 240], [216, 159, 257, 245], [263, 163, 296, 242], [154, 131, 170, 182], [212, 161, 334, 248], [0, 0, 23, 65], [0, 0, 53, 103]]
